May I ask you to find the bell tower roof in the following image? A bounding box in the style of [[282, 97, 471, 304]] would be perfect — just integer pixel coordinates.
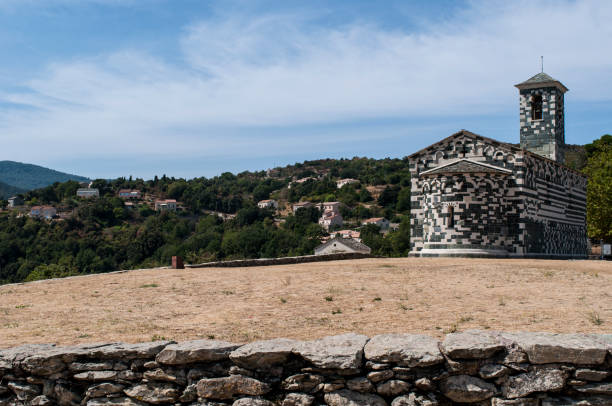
[[515, 72, 568, 93]]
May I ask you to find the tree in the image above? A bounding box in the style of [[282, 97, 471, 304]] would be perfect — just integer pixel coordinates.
[[583, 135, 612, 241], [396, 188, 411, 212]]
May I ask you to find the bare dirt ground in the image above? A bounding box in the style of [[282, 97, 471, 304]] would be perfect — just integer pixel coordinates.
[[0, 258, 610, 347]]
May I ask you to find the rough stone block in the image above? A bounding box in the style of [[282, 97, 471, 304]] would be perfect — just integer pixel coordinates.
[[503, 368, 566, 399], [196, 375, 270, 400], [230, 338, 298, 369], [364, 334, 443, 367], [293, 333, 368, 370], [323, 389, 387, 406], [439, 375, 496, 403], [442, 330, 505, 359], [156, 340, 239, 365], [499, 332, 608, 365]]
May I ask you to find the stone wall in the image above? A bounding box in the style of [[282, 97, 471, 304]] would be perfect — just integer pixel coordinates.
[[1, 331, 610, 405], [186, 253, 373, 269]]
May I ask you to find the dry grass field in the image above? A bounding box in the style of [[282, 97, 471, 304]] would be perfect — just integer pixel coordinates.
[[0, 258, 610, 348]]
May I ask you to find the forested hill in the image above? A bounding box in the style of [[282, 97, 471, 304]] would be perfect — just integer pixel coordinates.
[[0, 180, 25, 199], [0, 135, 608, 285], [0, 156, 413, 284], [0, 161, 89, 193]]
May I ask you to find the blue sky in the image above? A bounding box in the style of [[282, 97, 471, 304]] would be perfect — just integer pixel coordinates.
[[0, 0, 611, 179]]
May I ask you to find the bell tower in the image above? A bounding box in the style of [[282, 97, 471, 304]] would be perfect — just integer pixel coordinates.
[[515, 72, 568, 163]]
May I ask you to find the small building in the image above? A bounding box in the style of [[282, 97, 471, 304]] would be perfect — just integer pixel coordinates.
[[319, 211, 343, 230], [118, 189, 141, 199], [257, 199, 278, 210], [292, 201, 313, 213], [155, 199, 177, 211], [288, 177, 316, 189], [337, 178, 359, 189], [318, 201, 342, 214], [362, 217, 390, 231], [331, 229, 361, 240], [30, 205, 57, 219], [76, 188, 99, 198], [314, 237, 371, 255], [7, 196, 23, 208]]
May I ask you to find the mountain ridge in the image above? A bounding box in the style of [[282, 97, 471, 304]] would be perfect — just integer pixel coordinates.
[[0, 161, 89, 197]]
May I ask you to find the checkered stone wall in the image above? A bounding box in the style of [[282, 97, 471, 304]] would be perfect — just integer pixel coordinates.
[[409, 131, 587, 258], [519, 86, 565, 163]]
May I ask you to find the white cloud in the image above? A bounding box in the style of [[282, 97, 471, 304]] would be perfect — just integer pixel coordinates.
[[1, 0, 611, 174]]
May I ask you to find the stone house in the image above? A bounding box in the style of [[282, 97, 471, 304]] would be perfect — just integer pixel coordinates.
[[336, 178, 359, 188], [118, 189, 141, 199], [318, 201, 341, 214], [318, 211, 343, 230], [76, 188, 99, 198], [30, 205, 57, 219], [292, 201, 313, 213], [408, 72, 587, 258], [7, 196, 23, 208], [257, 199, 278, 210], [331, 229, 361, 240], [154, 199, 177, 211], [362, 217, 390, 231], [314, 236, 371, 255]]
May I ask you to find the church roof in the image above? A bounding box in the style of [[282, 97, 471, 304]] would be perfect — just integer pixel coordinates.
[[315, 236, 371, 254], [515, 72, 568, 93], [420, 159, 513, 176], [406, 130, 586, 176], [407, 130, 520, 160]]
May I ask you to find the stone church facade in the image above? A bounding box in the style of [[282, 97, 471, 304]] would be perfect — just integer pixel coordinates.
[[408, 73, 588, 258]]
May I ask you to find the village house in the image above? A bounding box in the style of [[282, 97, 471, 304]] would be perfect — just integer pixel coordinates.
[[362, 217, 390, 231], [408, 72, 587, 258], [336, 178, 359, 188], [292, 201, 313, 213], [257, 199, 278, 210], [330, 229, 361, 240], [118, 189, 141, 199], [7, 196, 23, 208], [154, 199, 177, 211], [314, 236, 371, 255], [288, 176, 316, 189], [76, 188, 99, 198], [318, 211, 343, 230], [30, 205, 57, 219], [318, 201, 342, 214]]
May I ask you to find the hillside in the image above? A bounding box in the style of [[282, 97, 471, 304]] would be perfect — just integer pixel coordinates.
[[0, 180, 26, 199], [0, 135, 607, 285], [0, 160, 89, 191]]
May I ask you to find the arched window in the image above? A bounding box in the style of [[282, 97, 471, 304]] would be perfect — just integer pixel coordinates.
[[531, 94, 543, 120]]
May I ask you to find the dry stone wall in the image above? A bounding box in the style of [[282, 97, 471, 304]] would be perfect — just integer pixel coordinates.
[[0, 331, 611, 406]]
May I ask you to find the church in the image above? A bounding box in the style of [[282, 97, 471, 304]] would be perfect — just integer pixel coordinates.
[[408, 72, 588, 258]]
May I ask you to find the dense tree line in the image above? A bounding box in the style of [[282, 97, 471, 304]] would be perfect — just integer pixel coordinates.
[[583, 135, 611, 241], [0, 157, 415, 284]]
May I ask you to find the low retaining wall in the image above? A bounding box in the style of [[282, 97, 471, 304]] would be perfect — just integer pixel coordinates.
[[186, 253, 373, 268], [0, 331, 610, 405]]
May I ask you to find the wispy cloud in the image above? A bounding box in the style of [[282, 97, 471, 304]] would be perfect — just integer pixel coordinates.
[[0, 0, 611, 177]]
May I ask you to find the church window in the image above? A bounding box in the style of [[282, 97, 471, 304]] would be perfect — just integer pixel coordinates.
[[531, 94, 543, 120], [447, 206, 455, 228]]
